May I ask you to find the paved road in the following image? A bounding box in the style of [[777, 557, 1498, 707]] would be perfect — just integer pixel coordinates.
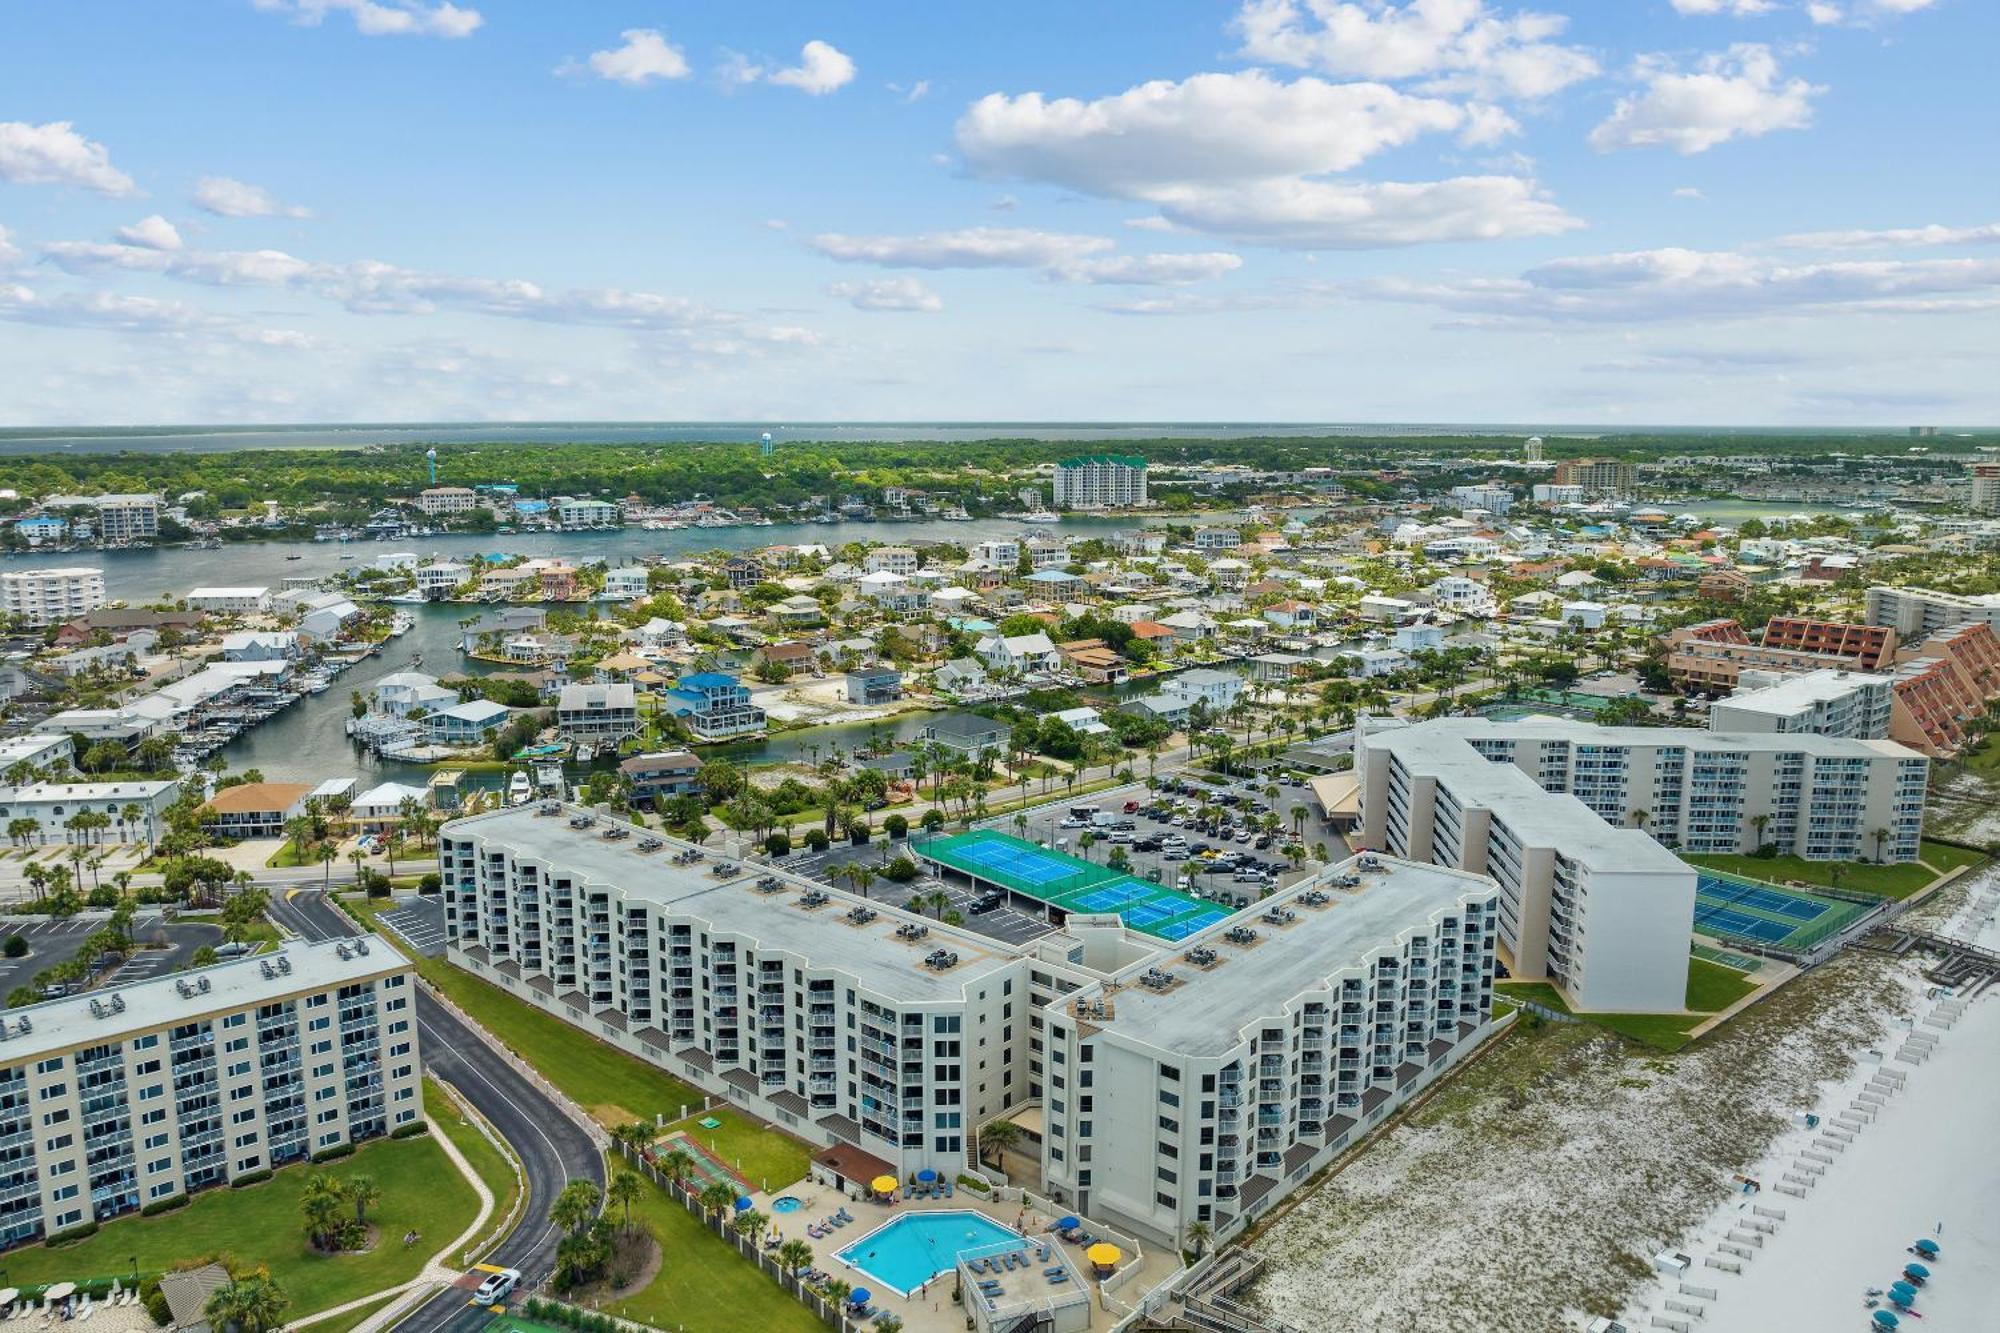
[[269, 890, 604, 1333]]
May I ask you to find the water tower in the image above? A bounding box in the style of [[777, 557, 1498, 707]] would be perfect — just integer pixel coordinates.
[[426, 447, 439, 484], [759, 431, 775, 458]]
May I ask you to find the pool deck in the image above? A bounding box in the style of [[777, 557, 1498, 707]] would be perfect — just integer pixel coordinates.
[[748, 1177, 1181, 1333]]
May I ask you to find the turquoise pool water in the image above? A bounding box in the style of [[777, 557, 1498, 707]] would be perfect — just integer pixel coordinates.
[[770, 1196, 802, 1213], [835, 1210, 1023, 1295]]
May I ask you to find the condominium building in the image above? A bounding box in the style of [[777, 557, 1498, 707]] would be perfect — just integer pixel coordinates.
[[1356, 720, 1693, 1013], [1966, 462, 2000, 515], [1759, 616, 1898, 669], [1531, 483, 1583, 504], [552, 497, 622, 529], [1, 568, 107, 627], [437, 806, 1502, 1248], [1551, 458, 1636, 496], [1866, 585, 2000, 639], [1447, 483, 1513, 516], [1666, 617, 1896, 692], [1041, 863, 1496, 1247], [1052, 456, 1148, 510], [0, 938, 418, 1251], [94, 495, 159, 544], [416, 487, 479, 516], [0, 780, 180, 846], [1709, 669, 1894, 740]]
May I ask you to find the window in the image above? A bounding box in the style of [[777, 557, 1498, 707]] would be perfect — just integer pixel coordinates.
[[1159, 1090, 1180, 1108], [40, 1109, 69, 1127], [35, 1057, 64, 1075], [37, 1083, 68, 1101], [147, 1158, 173, 1175], [133, 1034, 158, 1051], [135, 1058, 161, 1076], [144, 1132, 168, 1150], [224, 1013, 247, 1028]]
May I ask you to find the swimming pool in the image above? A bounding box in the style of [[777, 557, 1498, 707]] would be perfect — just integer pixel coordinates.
[[835, 1210, 1023, 1296], [770, 1196, 802, 1214]]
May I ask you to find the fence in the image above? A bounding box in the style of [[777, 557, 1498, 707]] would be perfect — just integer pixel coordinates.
[[615, 1141, 856, 1332]]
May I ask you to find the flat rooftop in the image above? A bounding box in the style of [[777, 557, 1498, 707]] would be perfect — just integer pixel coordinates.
[[1716, 668, 1890, 717], [0, 936, 405, 1064], [1081, 858, 1491, 1057], [447, 806, 1018, 1002], [1378, 714, 1917, 761]]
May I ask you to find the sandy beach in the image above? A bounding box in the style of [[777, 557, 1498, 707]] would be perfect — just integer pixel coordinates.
[[1620, 866, 2000, 1332]]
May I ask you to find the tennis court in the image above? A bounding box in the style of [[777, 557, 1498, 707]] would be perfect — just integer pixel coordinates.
[[917, 829, 1235, 941], [1693, 871, 1871, 950]]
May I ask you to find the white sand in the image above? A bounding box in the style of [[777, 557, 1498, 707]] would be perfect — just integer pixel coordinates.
[[1621, 866, 2000, 1333]]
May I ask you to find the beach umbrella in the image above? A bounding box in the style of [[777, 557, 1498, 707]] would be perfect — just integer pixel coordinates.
[[1888, 1283, 1917, 1307], [0, 1289, 17, 1310], [917, 1168, 939, 1183], [43, 1286, 74, 1304], [1913, 1238, 1940, 1256], [1903, 1262, 1930, 1280], [871, 1174, 899, 1195], [1057, 1215, 1080, 1230], [848, 1289, 871, 1306], [1085, 1243, 1122, 1269], [1872, 1311, 1900, 1329]]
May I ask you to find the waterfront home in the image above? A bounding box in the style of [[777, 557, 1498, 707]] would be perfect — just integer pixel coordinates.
[[619, 750, 702, 801], [373, 671, 457, 718], [199, 781, 312, 841], [931, 657, 988, 695], [844, 666, 903, 706], [424, 699, 511, 746], [767, 594, 826, 629], [350, 781, 429, 831], [556, 682, 640, 743], [602, 566, 649, 601], [1057, 639, 1127, 684], [1262, 599, 1316, 631], [660, 672, 766, 742], [220, 630, 302, 662], [922, 712, 1007, 758], [1160, 667, 1243, 713], [974, 631, 1060, 674], [415, 561, 472, 599]]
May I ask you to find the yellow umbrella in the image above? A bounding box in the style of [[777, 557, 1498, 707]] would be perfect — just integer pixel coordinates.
[[871, 1175, 899, 1195], [1085, 1243, 1121, 1268]]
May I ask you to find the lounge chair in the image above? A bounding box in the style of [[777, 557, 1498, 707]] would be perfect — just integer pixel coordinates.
[[835, 1207, 853, 1221], [806, 1224, 824, 1239], [1037, 1245, 1050, 1263], [1047, 1272, 1070, 1285], [1044, 1267, 1065, 1278], [943, 1180, 954, 1198]]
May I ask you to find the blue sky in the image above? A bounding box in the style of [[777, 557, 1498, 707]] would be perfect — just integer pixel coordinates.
[[1, 0, 1994, 425]]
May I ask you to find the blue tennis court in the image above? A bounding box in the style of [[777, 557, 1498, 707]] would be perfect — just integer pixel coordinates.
[[1691, 869, 1870, 948], [950, 838, 1088, 887], [1070, 882, 1151, 912], [918, 829, 1241, 941], [1692, 902, 1794, 943]]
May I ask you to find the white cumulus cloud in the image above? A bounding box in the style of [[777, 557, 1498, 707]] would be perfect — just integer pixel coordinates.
[[1589, 44, 1820, 155], [1777, 221, 2000, 249], [1670, 0, 1775, 15], [828, 277, 944, 312], [1231, 0, 1599, 100], [954, 69, 1574, 248], [252, 0, 482, 39], [115, 215, 183, 251], [809, 227, 1116, 270], [194, 175, 311, 219], [562, 28, 690, 86], [769, 40, 857, 95], [0, 121, 137, 196], [0, 226, 19, 269]]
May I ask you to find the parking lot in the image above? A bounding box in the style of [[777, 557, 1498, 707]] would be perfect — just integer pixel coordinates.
[[374, 896, 447, 957], [0, 914, 222, 997]]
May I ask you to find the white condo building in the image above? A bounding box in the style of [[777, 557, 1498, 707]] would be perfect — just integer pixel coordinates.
[[94, 495, 160, 544], [1, 568, 106, 627], [1052, 456, 1148, 510], [1865, 585, 2000, 638], [0, 938, 418, 1251], [1709, 668, 1894, 740], [438, 805, 1500, 1248], [1358, 717, 1930, 1011]]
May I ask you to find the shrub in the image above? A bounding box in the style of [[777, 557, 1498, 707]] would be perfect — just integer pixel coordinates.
[[47, 1221, 99, 1246], [418, 872, 443, 894], [803, 829, 830, 852], [763, 832, 792, 858], [391, 1120, 431, 1139], [311, 1142, 356, 1163], [229, 1168, 273, 1188], [880, 856, 919, 883], [849, 825, 870, 845], [955, 1173, 990, 1194], [141, 1194, 189, 1216], [1, 936, 24, 958], [143, 1287, 170, 1326], [883, 813, 909, 839]]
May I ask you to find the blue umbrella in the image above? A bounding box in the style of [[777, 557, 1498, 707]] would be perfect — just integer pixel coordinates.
[[1903, 1262, 1931, 1279], [1058, 1215, 1079, 1230], [1913, 1238, 1940, 1256], [917, 1168, 939, 1182], [733, 1195, 753, 1212], [848, 1289, 871, 1306], [1889, 1283, 1917, 1306], [1872, 1311, 1900, 1329]]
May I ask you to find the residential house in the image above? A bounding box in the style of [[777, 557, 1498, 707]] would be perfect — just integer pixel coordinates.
[[350, 781, 430, 831], [185, 586, 270, 614], [556, 682, 640, 743], [661, 672, 766, 741], [769, 594, 827, 629], [602, 566, 650, 601], [922, 712, 1006, 757], [865, 547, 919, 575], [373, 671, 458, 718], [755, 641, 818, 676], [975, 632, 1060, 675], [1192, 527, 1241, 551], [931, 657, 989, 695], [414, 562, 471, 599], [1057, 639, 1128, 684], [1158, 610, 1218, 643], [844, 666, 904, 705], [1262, 599, 1316, 631], [1160, 667, 1243, 713], [619, 751, 702, 802], [198, 782, 312, 841], [424, 699, 512, 746]]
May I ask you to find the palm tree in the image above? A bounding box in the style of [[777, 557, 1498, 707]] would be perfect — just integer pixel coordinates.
[[1750, 812, 1772, 850], [204, 1274, 289, 1333], [300, 1172, 347, 1250], [549, 1178, 602, 1237], [697, 1181, 737, 1223], [347, 1175, 380, 1228], [850, 864, 875, 900], [319, 842, 338, 889], [978, 1118, 1021, 1169], [659, 1147, 696, 1192], [779, 1238, 814, 1277], [1870, 826, 1890, 862], [607, 1170, 642, 1233], [1185, 1220, 1212, 1258], [821, 1279, 851, 1307], [732, 1207, 767, 1241]]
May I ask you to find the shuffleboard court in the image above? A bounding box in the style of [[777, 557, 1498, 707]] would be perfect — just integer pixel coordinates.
[[916, 829, 1236, 941]]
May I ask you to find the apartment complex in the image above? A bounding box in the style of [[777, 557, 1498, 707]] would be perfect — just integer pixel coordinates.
[[438, 805, 1501, 1247], [1710, 669, 1895, 740], [416, 487, 479, 516], [1551, 458, 1636, 496], [1356, 720, 1692, 1012], [1041, 862, 1496, 1247], [1966, 461, 2000, 515], [1866, 585, 2000, 639], [1448, 483, 1513, 516], [0, 780, 180, 846], [1052, 456, 1148, 510], [1666, 616, 1896, 691], [1, 568, 107, 627], [0, 938, 418, 1251], [94, 495, 160, 544]]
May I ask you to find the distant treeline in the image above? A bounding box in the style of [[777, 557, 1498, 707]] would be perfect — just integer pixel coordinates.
[[2, 432, 1993, 514]]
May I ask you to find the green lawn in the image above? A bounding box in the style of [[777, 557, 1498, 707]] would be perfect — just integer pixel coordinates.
[[604, 1154, 822, 1333], [425, 1078, 522, 1237], [1496, 953, 1761, 1054], [1685, 840, 1984, 901], [343, 896, 815, 1185], [3, 1134, 478, 1319]]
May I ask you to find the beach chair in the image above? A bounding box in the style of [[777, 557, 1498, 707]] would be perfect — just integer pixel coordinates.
[[1048, 1272, 1069, 1285], [1044, 1267, 1064, 1278]]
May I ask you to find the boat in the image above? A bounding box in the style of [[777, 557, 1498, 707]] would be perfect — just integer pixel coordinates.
[[506, 772, 532, 806], [285, 554, 303, 561], [939, 506, 973, 521], [383, 589, 427, 605], [1022, 511, 1061, 523]]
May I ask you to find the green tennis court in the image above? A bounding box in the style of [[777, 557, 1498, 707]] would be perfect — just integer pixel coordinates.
[[916, 829, 1234, 941]]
